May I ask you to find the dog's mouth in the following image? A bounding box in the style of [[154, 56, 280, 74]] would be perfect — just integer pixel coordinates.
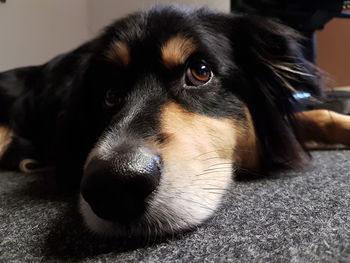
[[79, 194, 167, 238], [79, 187, 202, 238], [79, 144, 235, 237]]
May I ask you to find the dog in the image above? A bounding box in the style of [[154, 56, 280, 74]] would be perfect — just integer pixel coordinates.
[[1, 5, 350, 237]]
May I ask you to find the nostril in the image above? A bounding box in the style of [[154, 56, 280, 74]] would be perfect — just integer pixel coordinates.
[[81, 147, 162, 223]]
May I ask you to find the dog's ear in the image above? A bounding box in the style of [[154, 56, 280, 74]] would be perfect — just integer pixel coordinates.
[[227, 15, 324, 170], [0, 66, 40, 124]]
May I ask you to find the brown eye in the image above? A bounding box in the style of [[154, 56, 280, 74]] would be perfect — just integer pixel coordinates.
[[185, 62, 212, 86]]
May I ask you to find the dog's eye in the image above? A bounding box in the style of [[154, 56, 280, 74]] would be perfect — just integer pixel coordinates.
[[185, 62, 212, 86], [104, 89, 123, 108]]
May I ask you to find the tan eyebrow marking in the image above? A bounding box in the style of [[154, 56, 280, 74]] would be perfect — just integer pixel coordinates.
[[105, 41, 130, 66], [161, 35, 196, 69]]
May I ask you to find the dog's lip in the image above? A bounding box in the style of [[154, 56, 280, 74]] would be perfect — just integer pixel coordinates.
[[80, 194, 166, 237], [80, 188, 158, 223], [87, 199, 146, 224]]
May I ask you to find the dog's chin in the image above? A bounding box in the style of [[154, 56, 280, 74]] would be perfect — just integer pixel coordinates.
[[79, 194, 221, 238], [79, 166, 233, 237], [80, 197, 195, 238]]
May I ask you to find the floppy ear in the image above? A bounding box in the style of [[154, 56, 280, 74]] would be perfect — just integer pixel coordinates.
[[228, 15, 324, 170], [0, 66, 40, 124]]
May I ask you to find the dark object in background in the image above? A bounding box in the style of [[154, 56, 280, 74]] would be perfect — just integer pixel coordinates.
[[231, 0, 350, 114], [231, 0, 349, 63], [320, 89, 350, 115]]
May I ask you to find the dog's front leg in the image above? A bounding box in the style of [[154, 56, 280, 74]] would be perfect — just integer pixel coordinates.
[[295, 110, 350, 147]]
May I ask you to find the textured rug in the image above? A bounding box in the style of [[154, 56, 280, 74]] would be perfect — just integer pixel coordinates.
[[1, 150, 350, 262]]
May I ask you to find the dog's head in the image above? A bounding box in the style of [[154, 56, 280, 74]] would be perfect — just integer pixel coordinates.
[[64, 6, 320, 237]]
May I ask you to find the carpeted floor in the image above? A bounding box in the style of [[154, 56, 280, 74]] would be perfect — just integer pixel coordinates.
[[1, 150, 350, 262]]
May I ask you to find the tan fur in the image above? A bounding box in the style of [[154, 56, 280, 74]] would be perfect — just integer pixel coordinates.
[[105, 41, 130, 66], [295, 109, 350, 146], [160, 102, 237, 160], [0, 126, 13, 159], [148, 102, 238, 225], [234, 109, 350, 171], [235, 108, 260, 171], [161, 35, 196, 69], [159, 103, 261, 173], [158, 107, 350, 174]]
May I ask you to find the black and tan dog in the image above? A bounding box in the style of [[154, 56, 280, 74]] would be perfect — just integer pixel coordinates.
[[1, 6, 350, 237]]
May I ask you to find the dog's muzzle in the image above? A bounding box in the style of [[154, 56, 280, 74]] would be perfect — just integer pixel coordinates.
[[81, 146, 161, 224]]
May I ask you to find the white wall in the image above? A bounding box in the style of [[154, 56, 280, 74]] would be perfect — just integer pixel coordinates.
[[86, 0, 230, 37], [0, 0, 89, 70], [0, 0, 230, 70]]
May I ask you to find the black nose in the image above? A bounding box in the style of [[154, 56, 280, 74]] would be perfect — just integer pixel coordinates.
[[81, 146, 161, 224]]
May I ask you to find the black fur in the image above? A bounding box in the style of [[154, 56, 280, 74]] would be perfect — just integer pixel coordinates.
[[0, 6, 321, 190]]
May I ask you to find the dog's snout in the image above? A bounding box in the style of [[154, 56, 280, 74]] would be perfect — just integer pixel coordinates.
[[81, 147, 161, 224]]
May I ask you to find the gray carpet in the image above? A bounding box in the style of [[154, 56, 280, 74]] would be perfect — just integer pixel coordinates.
[[1, 151, 350, 262]]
